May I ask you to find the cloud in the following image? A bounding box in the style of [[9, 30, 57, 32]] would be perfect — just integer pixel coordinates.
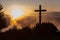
[[13, 12, 60, 30], [0, 13, 39, 32], [16, 14, 39, 29], [42, 12, 60, 30], [1, 12, 60, 32]]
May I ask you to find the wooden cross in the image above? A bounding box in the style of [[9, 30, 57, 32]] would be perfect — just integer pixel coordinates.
[[34, 5, 46, 24]]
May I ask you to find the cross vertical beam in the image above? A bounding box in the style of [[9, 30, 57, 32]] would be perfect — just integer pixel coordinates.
[[34, 5, 46, 24], [39, 5, 41, 24]]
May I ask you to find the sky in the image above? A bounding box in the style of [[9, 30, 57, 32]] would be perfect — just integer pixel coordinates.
[[0, 0, 60, 12], [0, 0, 60, 32]]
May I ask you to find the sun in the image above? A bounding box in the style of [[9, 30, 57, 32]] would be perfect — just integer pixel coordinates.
[[11, 8, 24, 19]]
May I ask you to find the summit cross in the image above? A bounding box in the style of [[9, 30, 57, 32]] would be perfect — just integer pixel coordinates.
[[34, 5, 46, 24]]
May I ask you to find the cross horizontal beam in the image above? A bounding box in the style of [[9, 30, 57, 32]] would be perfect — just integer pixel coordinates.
[[35, 10, 46, 12]]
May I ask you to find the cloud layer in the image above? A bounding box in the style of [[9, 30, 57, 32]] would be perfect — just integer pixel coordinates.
[[42, 12, 60, 30], [1, 12, 60, 32]]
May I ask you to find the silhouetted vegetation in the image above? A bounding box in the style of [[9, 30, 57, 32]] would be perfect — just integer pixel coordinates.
[[0, 4, 10, 30], [33, 22, 58, 33], [0, 4, 6, 30]]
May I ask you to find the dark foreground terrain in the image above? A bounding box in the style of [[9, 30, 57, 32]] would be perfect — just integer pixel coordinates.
[[0, 23, 60, 40]]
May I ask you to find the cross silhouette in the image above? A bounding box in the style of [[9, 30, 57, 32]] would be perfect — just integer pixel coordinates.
[[34, 5, 46, 24]]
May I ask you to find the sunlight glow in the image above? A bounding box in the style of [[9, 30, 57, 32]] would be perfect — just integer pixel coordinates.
[[7, 5, 33, 20], [11, 8, 24, 19]]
